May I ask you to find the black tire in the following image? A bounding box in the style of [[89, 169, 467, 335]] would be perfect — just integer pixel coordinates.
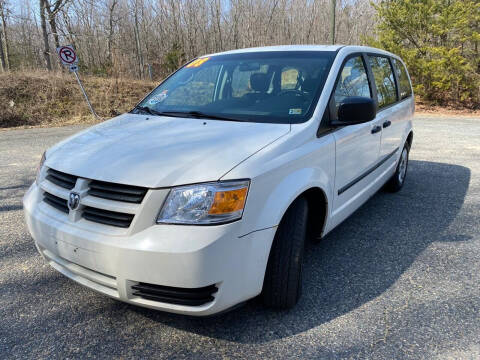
[[385, 143, 409, 192], [261, 197, 308, 309]]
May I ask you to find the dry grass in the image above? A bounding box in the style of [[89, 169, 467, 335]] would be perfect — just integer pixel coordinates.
[[0, 71, 156, 128], [415, 100, 480, 118]]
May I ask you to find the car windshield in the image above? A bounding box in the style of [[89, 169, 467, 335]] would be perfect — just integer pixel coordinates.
[[134, 51, 337, 124]]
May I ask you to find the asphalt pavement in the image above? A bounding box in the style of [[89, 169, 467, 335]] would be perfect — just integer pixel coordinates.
[[1, 116, 479, 359]]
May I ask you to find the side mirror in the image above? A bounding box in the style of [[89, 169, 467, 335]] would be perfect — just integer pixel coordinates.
[[336, 97, 376, 125]]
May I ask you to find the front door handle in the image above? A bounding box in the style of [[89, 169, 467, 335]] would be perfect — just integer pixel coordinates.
[[383, 120, 392, 128], [371, 125, 382, 134]]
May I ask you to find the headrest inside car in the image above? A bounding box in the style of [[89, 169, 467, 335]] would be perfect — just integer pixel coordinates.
[[250, 73, 270, 92]]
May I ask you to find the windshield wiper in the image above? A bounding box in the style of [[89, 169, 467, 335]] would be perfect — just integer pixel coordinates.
[[133, 107, 245, 122], [133, 105, 163, 116], [159, 111, 245, 122]]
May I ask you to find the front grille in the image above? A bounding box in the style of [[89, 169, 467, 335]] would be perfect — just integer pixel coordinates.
[[88, 180, 147, 204], [82, 206, 134, 228], [42, 169, 144, 228], [131, 283, 218, 306], [46, 168, 77, 190], [43, 192, 69, 213]]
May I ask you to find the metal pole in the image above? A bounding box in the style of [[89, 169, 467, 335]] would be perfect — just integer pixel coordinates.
[[147, 63, 153, 81], [73, 70, 99, 119], [331, 0, 336, 45]]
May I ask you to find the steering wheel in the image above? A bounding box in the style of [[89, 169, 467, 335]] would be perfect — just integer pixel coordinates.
[[278, 90, 306, 98]]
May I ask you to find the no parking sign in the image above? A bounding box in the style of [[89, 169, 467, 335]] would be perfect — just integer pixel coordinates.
[[56, 44, 98, 118], [56, 45, 78, 72]]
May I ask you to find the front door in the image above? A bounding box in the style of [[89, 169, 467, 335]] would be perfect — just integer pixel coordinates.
[[331, 55, 382, 222]]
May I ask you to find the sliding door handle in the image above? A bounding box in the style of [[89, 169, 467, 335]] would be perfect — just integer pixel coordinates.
[[383, 120, 392, 128], [371, 125, 382, 134]]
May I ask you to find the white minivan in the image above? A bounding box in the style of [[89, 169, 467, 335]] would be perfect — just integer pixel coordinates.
[[24, 45, 414, 316]]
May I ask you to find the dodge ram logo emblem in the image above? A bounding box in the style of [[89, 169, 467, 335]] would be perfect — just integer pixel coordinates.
[[68, 192, 80, 210]]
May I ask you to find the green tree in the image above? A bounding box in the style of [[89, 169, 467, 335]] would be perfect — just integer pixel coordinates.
[[367, 0, 480, 108], [163, 43, 185, 75]]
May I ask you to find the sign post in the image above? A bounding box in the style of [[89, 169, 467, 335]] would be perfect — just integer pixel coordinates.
[[56, 45, 99, 119]]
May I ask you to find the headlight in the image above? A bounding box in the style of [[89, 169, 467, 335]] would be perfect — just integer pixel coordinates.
[[157, 180, 250, 225], [35, 151, 46, 185]]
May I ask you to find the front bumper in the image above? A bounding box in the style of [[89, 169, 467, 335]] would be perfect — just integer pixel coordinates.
[[23, 183, 276, 316]]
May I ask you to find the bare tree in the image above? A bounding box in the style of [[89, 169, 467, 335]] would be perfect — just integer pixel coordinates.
[[39, 0, 52, 70], [0, 26, 5, 71], [0, 0, 10, 70], [6, 0, 379, 76], [107, 0, 118, 65], [131, 0, 144, 78], [45, 0, 69, 50]]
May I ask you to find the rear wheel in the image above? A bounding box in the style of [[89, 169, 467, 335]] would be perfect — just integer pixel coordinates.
[[261, 197, 308, 309], [385, 143, 409, 192]]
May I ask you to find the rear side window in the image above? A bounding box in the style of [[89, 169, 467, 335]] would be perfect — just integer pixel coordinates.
[[392, 58, 412, 99], [368, 56, 397, 108]]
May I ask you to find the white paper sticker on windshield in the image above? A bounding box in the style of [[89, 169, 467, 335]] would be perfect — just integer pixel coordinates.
[[148, 90, 168, 104], [289, 108, 302, 115]]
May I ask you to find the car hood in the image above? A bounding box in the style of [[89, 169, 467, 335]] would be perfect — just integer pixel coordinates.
[[45, 113, 290, 188]]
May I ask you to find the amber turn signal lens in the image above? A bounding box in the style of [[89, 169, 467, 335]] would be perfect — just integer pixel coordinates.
[[209, 187, 248, 215]]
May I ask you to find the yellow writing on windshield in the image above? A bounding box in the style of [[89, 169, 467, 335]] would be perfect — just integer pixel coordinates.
[[186, 57, 210, 68]]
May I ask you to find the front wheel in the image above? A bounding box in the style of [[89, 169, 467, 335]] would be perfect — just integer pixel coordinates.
[[261, 197, 308, 309], [385, 144, 409, 192]]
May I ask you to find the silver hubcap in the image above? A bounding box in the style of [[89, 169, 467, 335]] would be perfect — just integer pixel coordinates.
[[398, 148, 408, 183]]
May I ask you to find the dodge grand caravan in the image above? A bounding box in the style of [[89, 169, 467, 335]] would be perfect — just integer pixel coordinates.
[[24, 45, 414, 315]]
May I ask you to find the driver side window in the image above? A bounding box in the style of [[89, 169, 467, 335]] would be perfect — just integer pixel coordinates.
[[333, 56, 371, 118]]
